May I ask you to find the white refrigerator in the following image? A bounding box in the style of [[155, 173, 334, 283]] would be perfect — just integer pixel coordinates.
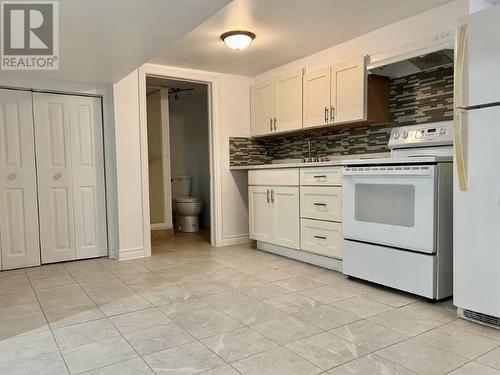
[[454, 5, 500, 326]]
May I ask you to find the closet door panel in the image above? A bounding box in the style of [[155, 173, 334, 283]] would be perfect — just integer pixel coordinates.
[[70, 97, 107, 259], [0, 89, 40, 269], [33, 94, 76, 263]]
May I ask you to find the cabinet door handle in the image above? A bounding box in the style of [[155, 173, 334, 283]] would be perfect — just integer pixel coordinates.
[[273, 118, 277, 131], [313, 202, 327, 207], [271, 189, 274, 203], [330, 106, 335, 123], [324, 107, 328, 123], [267, 189, 270, 203], [314, 175, 327, 179], [269, 119, 273, 132], [314, 235, 327, 240], [7, 173, 17, 181]]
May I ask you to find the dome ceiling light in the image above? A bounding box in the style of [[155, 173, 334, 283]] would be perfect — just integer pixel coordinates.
[[221, 30, 255, 51]]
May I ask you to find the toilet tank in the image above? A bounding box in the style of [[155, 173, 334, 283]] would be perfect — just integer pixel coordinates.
[[171, 176, 191, 198]]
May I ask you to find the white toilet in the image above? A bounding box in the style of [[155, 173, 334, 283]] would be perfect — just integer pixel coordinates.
[[171, 176, 203, 232]]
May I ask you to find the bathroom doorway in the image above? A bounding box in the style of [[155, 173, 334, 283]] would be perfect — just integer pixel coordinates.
[[145, 77, 211, 244]]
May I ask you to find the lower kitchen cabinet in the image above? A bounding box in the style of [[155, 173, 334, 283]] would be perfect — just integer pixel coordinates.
[[301, 218, 342, 259], [249, 185, 300, 250]]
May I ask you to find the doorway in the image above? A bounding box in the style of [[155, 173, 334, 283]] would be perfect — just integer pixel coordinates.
[[145, 77, 211, 245]]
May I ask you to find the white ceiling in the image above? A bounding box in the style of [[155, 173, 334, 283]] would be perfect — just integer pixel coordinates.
[[150, 0, 455, 76], [1, 0, 230, 85]]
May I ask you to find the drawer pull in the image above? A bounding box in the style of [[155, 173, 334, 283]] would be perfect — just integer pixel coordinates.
[[314, 175, 327, 179], [314, 235, 327, 240], [313, 202, 327, 206]]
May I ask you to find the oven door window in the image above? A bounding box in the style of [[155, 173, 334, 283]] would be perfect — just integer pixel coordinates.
[[355, 184, 415, 227]]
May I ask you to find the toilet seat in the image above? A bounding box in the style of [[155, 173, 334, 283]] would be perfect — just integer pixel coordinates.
[[174, 196, 201, 203]]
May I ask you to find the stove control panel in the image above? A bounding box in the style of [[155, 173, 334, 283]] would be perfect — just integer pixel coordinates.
[[388, 121, 453, 149]]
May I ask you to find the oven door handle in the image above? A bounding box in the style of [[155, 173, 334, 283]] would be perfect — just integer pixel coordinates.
[[343, 168, 434, 178]]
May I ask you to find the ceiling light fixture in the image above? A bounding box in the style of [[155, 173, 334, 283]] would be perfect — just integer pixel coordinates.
[[221, 30, 255, 50]]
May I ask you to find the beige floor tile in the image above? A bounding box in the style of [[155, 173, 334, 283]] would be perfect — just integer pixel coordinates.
[[143, 341, 224, 375], [0, 331, 58, 364], [232, 347, 322, 375], [87, 286, 153, 316], [201, 327, 277, 362], [0, 274, 32, 295], [263, 293, 321, 313], [0, 351, 68, 375], [117, 271, 166, 285], [369, 308, 445, 337], [450, 319, 500, 343], [0, 303, 49, 339], [0, 290, 37, 307], [418, 324, 499, 359], [157, 298, 208, 320], [364, 289, 417, 308], [331, 296, 394, 318], [292, 305, 360, 330], [208, 294, 284, 325], [175, 306, 243, 339], [40, 294, 105, 329], [377, 338, 468, 375], [53, 318, 120, 350], [299, 286, 357, 304], [286, 331, 369, 370], [272, 276, 326, 292], [61, 336, 137, 374], [477, 347, 500, 370], [82, 357, 153, 375], [328, 354, 418, 375], [30, 274, 76, 290], [35, 284, 86, 301], [199, 365, 241, 375], [123, 322, 194, 355], [449, 361, 500, 375], [25, 265, 67, 280], [331, 320, 408, 352], [399, 302, 457, 325], [110, 307, 171, 334], [251, 315, 322, 345]]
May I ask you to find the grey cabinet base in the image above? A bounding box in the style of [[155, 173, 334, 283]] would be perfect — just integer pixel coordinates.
[[256, 241, 342, 272]]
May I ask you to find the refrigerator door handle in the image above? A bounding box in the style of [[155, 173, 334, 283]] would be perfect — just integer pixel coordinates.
[[454, 108, 468, 191], [455, 24, 468, 109]]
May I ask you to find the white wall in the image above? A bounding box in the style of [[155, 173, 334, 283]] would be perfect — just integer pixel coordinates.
[[113, 70, 150, 259], [0, 74, 119, 259], [169, 86, 211, 228], [253, 0, 469, 83]]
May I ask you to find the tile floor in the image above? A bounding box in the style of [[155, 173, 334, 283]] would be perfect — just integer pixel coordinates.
[[0, 231, 499, 374]]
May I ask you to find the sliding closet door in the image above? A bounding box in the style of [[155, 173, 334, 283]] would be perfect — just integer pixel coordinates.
[[34, 93, 107, 263], [69, 96, 107, 259], [0, 90, 40, 269]]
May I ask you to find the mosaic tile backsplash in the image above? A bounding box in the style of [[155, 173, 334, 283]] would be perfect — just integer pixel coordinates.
[[230, 65, 454, 166]]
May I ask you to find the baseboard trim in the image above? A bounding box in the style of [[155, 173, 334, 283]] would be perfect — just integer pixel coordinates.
[[221, 233, 251, 246], [118, 247, 146, 261], [257, 241, 343, 272]]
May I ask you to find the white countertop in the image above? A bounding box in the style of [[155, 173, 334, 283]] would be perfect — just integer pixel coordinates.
[[230, 154, 453, 170]]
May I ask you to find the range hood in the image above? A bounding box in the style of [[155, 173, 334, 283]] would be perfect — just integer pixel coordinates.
[[367, 31, 455, 78], [369, 49, 454, 78]]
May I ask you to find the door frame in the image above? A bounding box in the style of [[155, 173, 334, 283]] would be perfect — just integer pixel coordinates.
[[138, 64, 222, 250]]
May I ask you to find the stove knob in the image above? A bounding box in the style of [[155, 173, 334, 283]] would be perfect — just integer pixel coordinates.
[[415, 130, 423, 139], [402, 131, 408, 139], [392, 132, 400, 140]]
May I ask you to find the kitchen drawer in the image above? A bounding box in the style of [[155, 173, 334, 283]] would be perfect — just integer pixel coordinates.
[[300, 167, 342, 186], [301, 219, 342, 259], [249, 169, 299, 186], [300, 186, 342, 222]]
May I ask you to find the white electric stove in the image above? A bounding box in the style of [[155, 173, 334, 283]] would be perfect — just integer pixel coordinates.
[[341, 121, 454, 300]]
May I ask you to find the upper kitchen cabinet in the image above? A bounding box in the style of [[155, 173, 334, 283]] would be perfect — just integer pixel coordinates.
[[303, 56, 389, 129], [251, 80, 275, 136], [331, 57, 366, 124], [251, 69, 303, 136]]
